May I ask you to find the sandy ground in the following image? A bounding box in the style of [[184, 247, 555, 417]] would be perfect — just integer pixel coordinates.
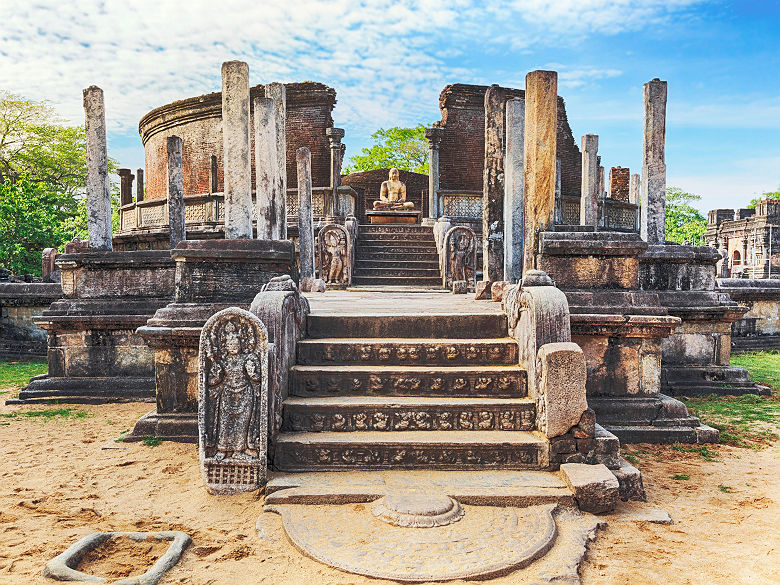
[[0, 400, 777, 585]]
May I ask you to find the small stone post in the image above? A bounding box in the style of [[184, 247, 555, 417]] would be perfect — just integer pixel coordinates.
[[209, 155, 218, 194], [83, 86, 112, 250], [136, 168, 144, 202], [554, 158, 562, 223], [118, 168, 134, 207], [425, 127, 444, 219], [522, 71, 558, 274], [221, 61, 253, 239], [640, 78, 667, 244], [630, 172, 641, 232], [167, 135, 185, 248], [580, 134, 599, 226], [483, 84, 506, 282], [503, 98, 524, 283], [326, 127, 345, 218], [253, 95, 277, 240], [265, 83, 287, 240], [297, 147, 315, 281]]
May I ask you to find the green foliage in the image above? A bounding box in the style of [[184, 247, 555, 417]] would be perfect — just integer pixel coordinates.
[[665, 187, 707, 245], [0, 407, 88, 419], [0, 92, 120, 275], [143, 437, 163, 447], [671, 443, 718, 461], [718, 484, 734, 493], [0, 360, 47, 390], [344, 125, 429, 174], [746, 190, 780, 209], [671, 473, 690, 480]]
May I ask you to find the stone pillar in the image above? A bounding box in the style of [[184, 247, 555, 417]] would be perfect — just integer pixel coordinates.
[[136, 168, 144, 202], [209, 155, 218, 194], [297, 147, 315, 281], [425, 127, 444, 220], [221, 61, 253, 239], [265, 83, 287, 240], [118, 168, 134, 207], [167, 136, 185, 249], [326, 127, 345, 218], [483, 84, 506, 282], [522, 71, 558, 274], [640, 78, 667, 244], [253, 95, 277, 240], [83, 86, 112, 250], [503, 98, 524, 284], [554, 158, 561, 222], [630, 172, 641, 232], [580, 134, 599, 226]]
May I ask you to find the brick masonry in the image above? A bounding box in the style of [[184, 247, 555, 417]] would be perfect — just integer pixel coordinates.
[[139, 82, 336, 200], [609, 167, 630, 202], [434, 84, 582, 199]]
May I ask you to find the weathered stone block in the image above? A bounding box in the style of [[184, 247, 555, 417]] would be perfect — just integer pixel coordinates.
[[491, 281, 510, 302], [559, 463, 619, 513], [536, 342, 587, 438], [475, 280, 492, 300], [611, 458, 646, 502]]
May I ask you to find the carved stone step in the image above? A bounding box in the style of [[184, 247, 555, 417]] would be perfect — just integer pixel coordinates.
[[273, 430, 549, 471], [356, 252, 439, 262], [282, 396, 536, 432], [350, 276, 443, 286], [352, 267, 441, 278], [297, 337, 519, 366], [290, 365, 527, 397], [359, 240, 438, 248], [359, 233, 436, 243], [307, 313, 506, 339], [360, 225, 434, 234], [355, 260, 440, 269]]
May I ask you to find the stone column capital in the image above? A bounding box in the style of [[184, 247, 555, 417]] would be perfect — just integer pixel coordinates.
[[425, 126, 444, 149], [326, 127, 345, 147]]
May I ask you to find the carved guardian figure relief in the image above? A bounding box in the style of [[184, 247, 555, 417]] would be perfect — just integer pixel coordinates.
[[443, 226, 477, 292], [317, 224, 351, 286]]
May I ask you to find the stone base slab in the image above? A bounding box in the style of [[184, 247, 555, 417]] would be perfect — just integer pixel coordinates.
[[366, 210, 421, 224], [663, 365, 770, 397], [13, 376, 154, 404], [124, 409, 198, 443]]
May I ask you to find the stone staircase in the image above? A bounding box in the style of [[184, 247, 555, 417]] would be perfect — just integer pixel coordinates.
[[272, 309, 552, 471], [352, 225, 441, 287]]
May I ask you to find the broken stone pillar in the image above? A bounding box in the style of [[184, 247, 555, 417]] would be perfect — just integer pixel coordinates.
[[221, 61, 253, 239], [327, 127, 345, 218], [253, 95, 277, 240], [167, 135, 185, 249], [209, 155, 218, 194], [522, 71, 557, 274], [136, 168, 144, 202], [425, 127, 444, 220], [554, 158, 562, 223], [503, 98, 524, 283], [297, 147, 315, 281], [630, 172, 640, 231], [265, 83, 287, 240], [118, 168, 134, 207], [580, 134, 599, 226], [199, 307, 269, 494], [640, 78, 667, 244], [483, 85, 505, 282], [83, 86, 112, 250]]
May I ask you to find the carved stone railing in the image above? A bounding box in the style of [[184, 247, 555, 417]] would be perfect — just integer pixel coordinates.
[[559, 196, 580, 225], [118, 188, 347, 234], [600, 198, 638, 232], [438, 190, 482, 219]]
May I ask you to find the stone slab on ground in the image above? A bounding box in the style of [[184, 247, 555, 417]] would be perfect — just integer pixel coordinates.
[[559, 463, 619, 513], [42, 530, 191, 584], [262, 501, 603, 583], [607, 501, 673, 524], [266, 469, 574, 507]]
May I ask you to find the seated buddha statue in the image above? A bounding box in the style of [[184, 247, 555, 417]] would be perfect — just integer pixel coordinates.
[[373, 168, 415, 210]]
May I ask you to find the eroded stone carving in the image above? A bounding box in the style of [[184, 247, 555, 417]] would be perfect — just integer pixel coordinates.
[[317, 224, 351, 286], [443, 226, 477, 292], [199, 307, 268, 494]]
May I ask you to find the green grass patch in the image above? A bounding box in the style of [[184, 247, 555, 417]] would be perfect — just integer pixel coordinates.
[[682, 394, 780, 448], [671, 474, 690, 481], [0, 360, 47, 390], [0, 408, 89, 420], [731, 350, 780, 391], [142, 437, 163, 447], [671, 442, 718, 461], [718, 484, 734, 493]]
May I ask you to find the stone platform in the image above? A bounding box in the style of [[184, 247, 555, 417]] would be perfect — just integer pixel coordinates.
[[365, 210, 421, 224]]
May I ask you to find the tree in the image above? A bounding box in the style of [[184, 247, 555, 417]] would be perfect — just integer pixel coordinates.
[[0, 92, 119, 275], [665, 187, 707, 245], [747, 189, 780, 209], [344, 125, 429, 174]]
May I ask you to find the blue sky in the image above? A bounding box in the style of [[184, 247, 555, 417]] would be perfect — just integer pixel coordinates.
[[1, 0, 778, 212]]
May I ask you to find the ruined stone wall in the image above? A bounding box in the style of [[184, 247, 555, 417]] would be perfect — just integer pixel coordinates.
[[434, 84, 581, 198], [609, 167, 630, 201], [139, 82, 335, 200]]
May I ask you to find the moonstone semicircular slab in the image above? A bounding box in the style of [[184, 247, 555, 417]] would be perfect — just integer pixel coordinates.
[[372, 492, 464, 528], [266, 502, 558, 582]]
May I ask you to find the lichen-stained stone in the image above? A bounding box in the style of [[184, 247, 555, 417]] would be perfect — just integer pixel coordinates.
[[198, 307, 269, 494], [83, 86, 112, 251], [537, 342, 588, 438]]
